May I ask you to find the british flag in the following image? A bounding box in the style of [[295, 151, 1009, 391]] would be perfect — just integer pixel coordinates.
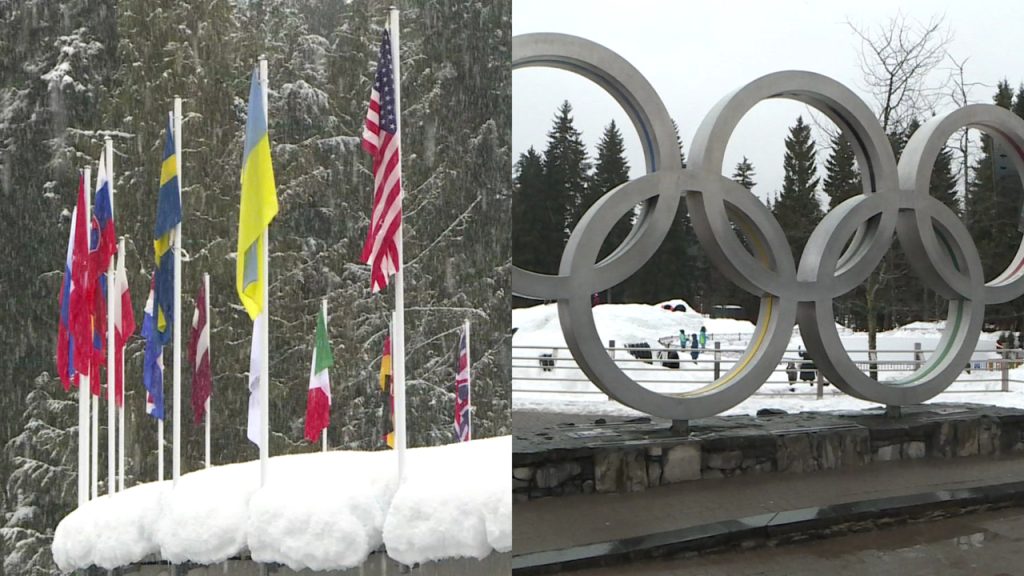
[[454, 324, 471, 442], [361, 27, 402, 293]]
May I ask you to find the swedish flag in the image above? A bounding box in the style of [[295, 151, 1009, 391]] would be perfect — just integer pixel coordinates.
[[237, 66, 278, 320], [153, 115, 181, 345]]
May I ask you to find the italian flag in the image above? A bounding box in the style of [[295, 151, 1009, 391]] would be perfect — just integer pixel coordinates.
[[304, 307, 333, 442]]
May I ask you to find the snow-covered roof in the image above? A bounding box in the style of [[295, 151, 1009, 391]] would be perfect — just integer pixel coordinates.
[[52, 436, 510, 572]]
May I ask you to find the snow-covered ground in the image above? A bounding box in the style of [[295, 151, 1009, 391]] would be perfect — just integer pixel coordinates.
[[513, 301, 1022, 416], [52, 436, 511, 573]]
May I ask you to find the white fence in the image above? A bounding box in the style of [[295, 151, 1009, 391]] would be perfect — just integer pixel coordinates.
[[512, 342, 1024, 401]]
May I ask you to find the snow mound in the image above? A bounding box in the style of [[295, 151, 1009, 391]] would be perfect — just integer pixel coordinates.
[[156, 460, 260, 564], [383, 437, 511, 565], [52, 481, 169, 570], [52, 438, 509, 572], [248, 451, 396, 571], [513, 302, 754, 349]]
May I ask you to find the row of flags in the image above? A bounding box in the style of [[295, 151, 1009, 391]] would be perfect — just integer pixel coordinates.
[[57, 160, 133, 401], [58, 15, 474, 500]]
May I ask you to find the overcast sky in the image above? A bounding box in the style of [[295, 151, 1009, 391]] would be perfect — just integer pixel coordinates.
[[513, 0, 1024, 202]]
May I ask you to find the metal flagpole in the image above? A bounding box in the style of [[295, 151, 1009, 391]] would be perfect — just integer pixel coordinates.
[[106, 138, 116, 495], [258, 57, 270, 487], [388, 5, 407, 483], [91, 391, 98, 498], [78, 166, 91, 506], [321, 298, 328, 453], [172, 97, 183, 484], [118, 236, 126, 492], [204, 272, 211, 469], [88, 162, 98, 501], [158, 417, 164, 481], [466, 318, 471, 441]]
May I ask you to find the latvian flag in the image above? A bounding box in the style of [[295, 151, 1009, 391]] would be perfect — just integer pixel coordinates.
[[188, 280, 211, 424]]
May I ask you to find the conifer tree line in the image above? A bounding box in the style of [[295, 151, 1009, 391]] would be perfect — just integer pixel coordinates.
[[0, 1, 510, 572], [514, 86, 1024, 333]]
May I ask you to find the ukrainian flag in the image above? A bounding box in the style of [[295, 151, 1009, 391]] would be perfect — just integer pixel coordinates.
[[237, 66, 278, 320], [153, 115, 181, 345]]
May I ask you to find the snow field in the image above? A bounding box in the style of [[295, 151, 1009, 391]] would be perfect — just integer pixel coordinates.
[[513, 301, 1017, 415]]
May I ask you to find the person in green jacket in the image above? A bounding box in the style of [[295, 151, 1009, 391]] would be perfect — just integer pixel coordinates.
[[699, 326, 708, 349]]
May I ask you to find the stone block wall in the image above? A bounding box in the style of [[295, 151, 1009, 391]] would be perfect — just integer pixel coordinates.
[[513, 406, 1024, 500]]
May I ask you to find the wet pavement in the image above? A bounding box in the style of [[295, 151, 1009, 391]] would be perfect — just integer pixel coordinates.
[[514, 455, 1024, 556], [560, 506, 1024, 575]]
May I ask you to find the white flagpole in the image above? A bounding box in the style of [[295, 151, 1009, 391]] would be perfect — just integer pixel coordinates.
[[91, 393, 98, 498], [388, 5, 407, 483], [258, 57, 271, 487], [78, 166, 91, 506], [321, 297, 328, 453], [204, 272, 211, 469], [158, 416, 164, 482], [87, 162, 99, 501], [105, 139, 116, 495], [117, 236, 126, 492], [466, 318, 472, 441], [172, 97, 183, 484]]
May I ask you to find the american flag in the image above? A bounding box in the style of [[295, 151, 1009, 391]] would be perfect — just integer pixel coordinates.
[[454, 325, 471, 442], [361, 27, 402, 293]]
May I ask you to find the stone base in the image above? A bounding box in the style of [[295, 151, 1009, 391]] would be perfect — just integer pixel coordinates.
[[96, 552, 511, 575], [513, 403, 1024, 499]]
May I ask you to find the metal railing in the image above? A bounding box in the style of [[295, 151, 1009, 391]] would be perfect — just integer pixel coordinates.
[[512, 342, 1024, 401]]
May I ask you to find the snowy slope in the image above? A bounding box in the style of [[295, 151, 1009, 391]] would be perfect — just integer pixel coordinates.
[[513, 300, 755, 349], [52, 437, 511, 572]]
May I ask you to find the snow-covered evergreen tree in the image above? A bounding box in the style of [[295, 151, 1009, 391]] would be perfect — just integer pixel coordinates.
[[1, 374, 77, 576]]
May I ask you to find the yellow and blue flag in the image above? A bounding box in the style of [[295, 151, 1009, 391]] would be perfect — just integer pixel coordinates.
[[237, 66, 278, 320], [153, 115, 181, 345]]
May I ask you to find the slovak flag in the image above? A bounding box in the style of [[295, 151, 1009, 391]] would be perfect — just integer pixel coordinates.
[[92, 150, 117, 276], [57, 204, 79, 391], [88, 153, 116, 397]]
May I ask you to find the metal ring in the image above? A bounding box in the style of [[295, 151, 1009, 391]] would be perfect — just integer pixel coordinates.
[[513, 32, 1024, 419]]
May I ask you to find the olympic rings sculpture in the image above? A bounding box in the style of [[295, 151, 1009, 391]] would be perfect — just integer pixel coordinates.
[[512, 33, 1024, 421]]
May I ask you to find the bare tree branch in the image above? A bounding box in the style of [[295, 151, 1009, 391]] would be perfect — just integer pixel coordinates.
[[847, 13, 953, 133]]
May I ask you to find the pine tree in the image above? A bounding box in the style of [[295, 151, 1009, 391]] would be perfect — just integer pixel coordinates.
[[967, 80, 1017, 323], [619, 118, 711, 307], [932, 145, 960, 215], [772, 116, 823, 262], [544, 101, 592, 244], [1, 375, 77, 576], [513, 147, 555, 277], [591, 121, 632, 272], [732, 157, 756, 190], [822, 133, 861, 209]]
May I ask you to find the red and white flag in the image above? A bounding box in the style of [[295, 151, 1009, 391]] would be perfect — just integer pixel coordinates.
[[69, 173, 92, 386], [454, 323, 471, 442], [188, 280, 211, 424], [360, 27, 402, 293], [112, 246, 135, 406]]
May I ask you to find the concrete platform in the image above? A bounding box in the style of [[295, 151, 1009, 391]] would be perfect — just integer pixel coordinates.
[[512, 404, 1024, 573]]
